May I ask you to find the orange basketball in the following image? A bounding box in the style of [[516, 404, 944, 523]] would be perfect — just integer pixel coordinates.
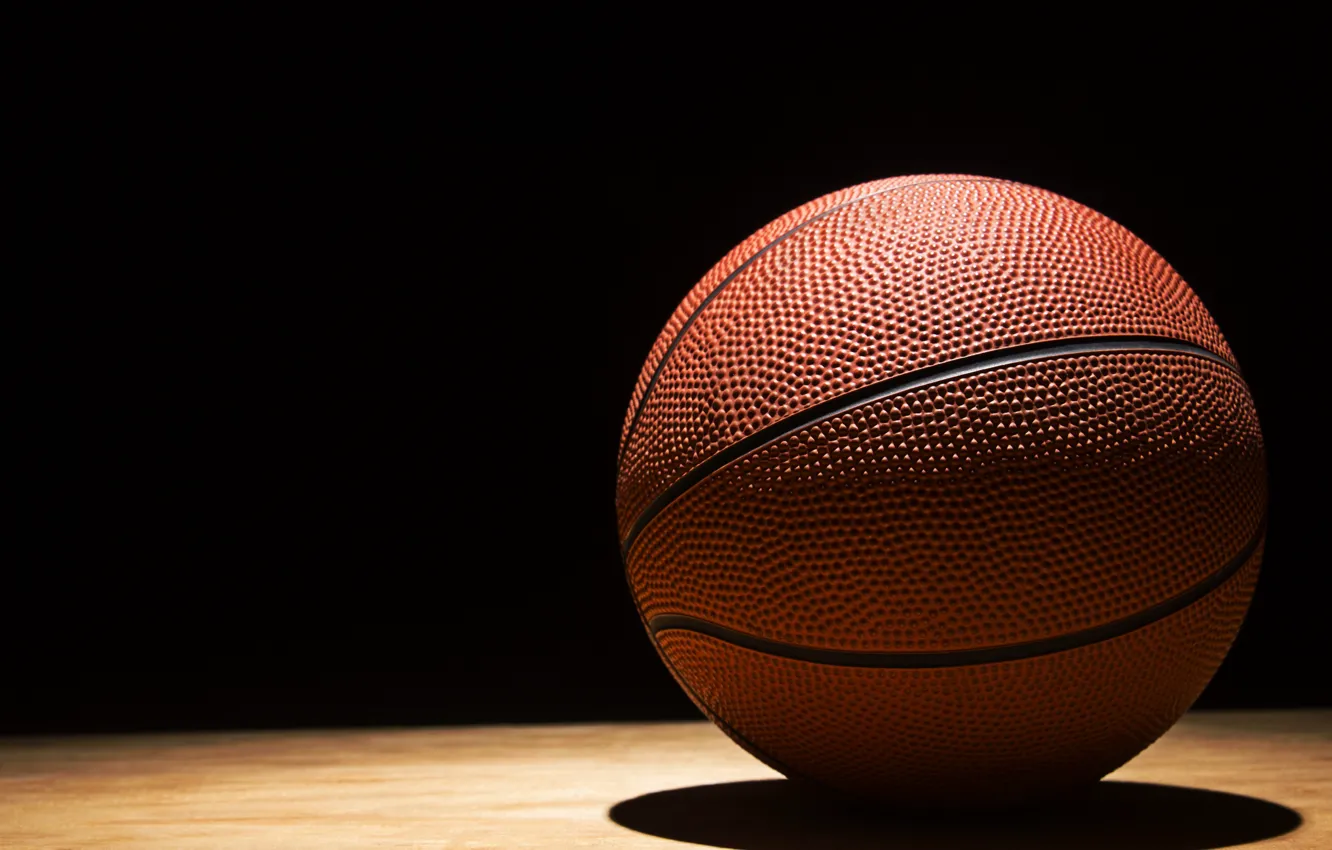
[[615, 175, 1266, 807]]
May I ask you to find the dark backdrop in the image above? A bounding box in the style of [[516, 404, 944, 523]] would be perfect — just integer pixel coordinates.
[[14, 47, 1327, 733]]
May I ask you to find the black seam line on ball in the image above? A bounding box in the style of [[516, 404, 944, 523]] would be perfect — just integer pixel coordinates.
[[636, 609, 809, 782], [617, 176, 1002, 468], [626, 575, 809, 781], [647, 517, 1265, 669], [620, 336, 1238, 557]]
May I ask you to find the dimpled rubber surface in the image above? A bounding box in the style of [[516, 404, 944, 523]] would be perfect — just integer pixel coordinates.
[[655, 542, 1262, 806], [618, 175, 975, 454], [627, 352, 1266, 652], [616, 177, 1236, 542]]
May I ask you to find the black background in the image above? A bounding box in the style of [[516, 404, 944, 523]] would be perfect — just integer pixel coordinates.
[[14, 43, 1327, 733]]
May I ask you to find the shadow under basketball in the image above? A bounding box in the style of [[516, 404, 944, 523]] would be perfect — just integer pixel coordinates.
[[609, 779, 1301, 850]]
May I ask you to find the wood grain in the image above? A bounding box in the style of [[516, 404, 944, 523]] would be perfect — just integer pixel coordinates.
[[0, 710, 1327, 848]]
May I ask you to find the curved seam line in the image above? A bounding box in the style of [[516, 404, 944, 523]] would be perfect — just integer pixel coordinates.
[[619, 559, 810, 780], [621, 337, 1239, 556], [618, 176, 1002, 468], [647, 517, 1265, 668], [632, 605, 808, 781]]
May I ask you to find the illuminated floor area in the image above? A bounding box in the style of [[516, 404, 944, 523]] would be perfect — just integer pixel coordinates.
[[0, 711, 1327, 849]]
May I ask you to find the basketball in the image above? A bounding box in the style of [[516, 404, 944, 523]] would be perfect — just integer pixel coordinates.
[[615, 175, 1267, 807]]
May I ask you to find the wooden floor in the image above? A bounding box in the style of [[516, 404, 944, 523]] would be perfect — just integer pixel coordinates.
[[0, 710, 1327, 849]]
